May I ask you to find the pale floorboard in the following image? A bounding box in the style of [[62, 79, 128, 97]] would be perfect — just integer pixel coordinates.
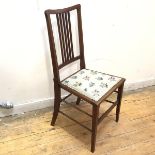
[[0, 86, 155, 155]]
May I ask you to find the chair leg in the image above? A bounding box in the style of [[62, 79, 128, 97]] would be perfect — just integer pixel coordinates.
[[76, 97, 81, 105], [51, 87, 61, 126], [91, 105, 99, 153], [116, 83, 124, 122]]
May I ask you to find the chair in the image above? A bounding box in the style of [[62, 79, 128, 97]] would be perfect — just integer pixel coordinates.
[[44, 4, 125, 153]]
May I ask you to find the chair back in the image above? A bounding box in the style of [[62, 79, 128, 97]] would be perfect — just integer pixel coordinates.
[[45, 4, 85, 82]]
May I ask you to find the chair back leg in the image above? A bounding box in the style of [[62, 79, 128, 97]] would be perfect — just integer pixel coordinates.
[[51, 86, 61, 126], [116, 83, 124, 122], [76, 97, 81, 105]]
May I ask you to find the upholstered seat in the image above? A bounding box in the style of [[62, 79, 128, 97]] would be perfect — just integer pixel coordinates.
[[62, 69, 121, 101]]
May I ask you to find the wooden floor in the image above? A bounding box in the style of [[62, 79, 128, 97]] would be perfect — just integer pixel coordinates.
[[0, 86, 155, 155]]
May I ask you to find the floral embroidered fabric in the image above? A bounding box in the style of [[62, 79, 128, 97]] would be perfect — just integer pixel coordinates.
[[61, 69, 121, 101]]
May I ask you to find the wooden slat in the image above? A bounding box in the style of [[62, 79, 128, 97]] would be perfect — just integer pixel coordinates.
[[56, 13, 65, 63], [58, 55, 80, 69], [65, 12, 72, 60], [105, 99, 116, 104], [60, 13, 68, 62], [62, 99, 92, 117], [62, 12, 70, 61], [56, 12, 74, 65], [59, 110, 92, 132], [98, 101, 117, 124], [67, 11, 74, 59], [61, 93, 72, 101]]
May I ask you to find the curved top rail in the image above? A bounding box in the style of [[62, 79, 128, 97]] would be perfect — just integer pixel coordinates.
[[45, 4, 80, 15]]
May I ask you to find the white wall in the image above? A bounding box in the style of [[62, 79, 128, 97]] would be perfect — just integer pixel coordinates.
[[0, 0, 52, 105], [0, 0, 155, 116]]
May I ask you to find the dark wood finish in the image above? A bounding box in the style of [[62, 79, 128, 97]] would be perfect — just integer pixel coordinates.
[[98, 101, 117, 125], [91, 105, 99, 152], [76, 97, 81, 105], [61, 93, 72, 101], [44, 4, 125, 153], [77, 5, 85, 69], [58, 55, 80, 69], [51, 79, 61, 126], [105, 99, 117, 104], [63, 99, 92, 118], [96, 78, 125, 105], [56, 12, 74, 63], [116, 83, 124, 122]]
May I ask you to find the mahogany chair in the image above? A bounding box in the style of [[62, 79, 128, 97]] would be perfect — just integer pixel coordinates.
[[45, 4, 125, 153]]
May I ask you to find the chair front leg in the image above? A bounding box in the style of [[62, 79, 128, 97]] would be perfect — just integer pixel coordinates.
[[76, 97, 81, 105], [91, 104, 99, 153], [116, 83, 124, 122], [51, 85, 61, 126]]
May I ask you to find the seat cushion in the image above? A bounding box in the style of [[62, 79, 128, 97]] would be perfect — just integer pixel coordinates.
[[61, 69, 122, 101]]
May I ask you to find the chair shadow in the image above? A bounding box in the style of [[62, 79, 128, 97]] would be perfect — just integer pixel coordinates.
[[54, 101, 116, 151]]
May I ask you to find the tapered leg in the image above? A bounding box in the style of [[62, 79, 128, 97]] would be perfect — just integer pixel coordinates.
[[51, 85, 61, 126], [91, 105, 99, 153], [116, 83, 124, 122], [76, 97, 81, 105]]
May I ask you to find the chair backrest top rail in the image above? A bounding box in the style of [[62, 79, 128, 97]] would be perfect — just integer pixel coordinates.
[[45, 4, 80, 15]]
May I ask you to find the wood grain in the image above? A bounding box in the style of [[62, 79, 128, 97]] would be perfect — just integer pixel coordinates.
[[0, 86, 155, 155]]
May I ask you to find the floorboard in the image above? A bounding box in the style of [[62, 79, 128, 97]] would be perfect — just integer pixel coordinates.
[[0, 86, 155, 155]]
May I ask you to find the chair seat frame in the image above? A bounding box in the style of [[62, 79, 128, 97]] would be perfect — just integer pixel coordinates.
[[45, 4, 125, 153]]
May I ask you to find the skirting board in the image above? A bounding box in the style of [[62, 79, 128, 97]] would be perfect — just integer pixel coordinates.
[[0, 95, 76, 118], [0, 98, 53, 118], [0, 78, 155, 117], [124, 78, 155, 91]]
